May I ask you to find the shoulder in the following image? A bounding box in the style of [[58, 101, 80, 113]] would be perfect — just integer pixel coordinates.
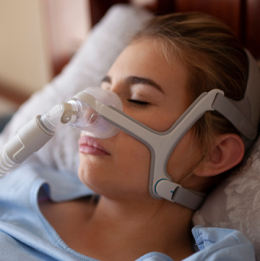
[[0, 221, 80, 261]]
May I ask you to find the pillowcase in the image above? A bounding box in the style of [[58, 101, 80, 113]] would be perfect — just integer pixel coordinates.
[[0, 4, 153, 175]]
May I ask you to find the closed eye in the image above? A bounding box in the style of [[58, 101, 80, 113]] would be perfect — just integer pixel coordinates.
[[128, 99, 149, 106]]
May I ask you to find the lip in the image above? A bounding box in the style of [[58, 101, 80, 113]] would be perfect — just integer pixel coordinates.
[[78, 136, 110, 156]]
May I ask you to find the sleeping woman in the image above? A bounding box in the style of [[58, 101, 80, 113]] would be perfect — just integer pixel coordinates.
[[0, 12, 258, 261]]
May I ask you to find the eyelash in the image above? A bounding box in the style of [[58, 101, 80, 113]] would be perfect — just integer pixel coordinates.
[[128, 99, 149, 106]]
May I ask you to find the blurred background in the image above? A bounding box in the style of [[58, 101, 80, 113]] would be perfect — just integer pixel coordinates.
[[0, 0, 91, 118]]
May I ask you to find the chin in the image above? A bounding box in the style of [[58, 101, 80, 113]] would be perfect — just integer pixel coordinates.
[[78, 162, 111, 194]]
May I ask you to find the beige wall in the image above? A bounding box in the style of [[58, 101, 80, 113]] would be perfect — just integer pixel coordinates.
[[0, 0, 52, 95], [0, 0, 90, 96], [46, 0, 90, 66]]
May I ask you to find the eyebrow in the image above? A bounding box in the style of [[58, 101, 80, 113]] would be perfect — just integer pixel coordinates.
[[126, 76, 164, 93], [101, 75, 164, 93]]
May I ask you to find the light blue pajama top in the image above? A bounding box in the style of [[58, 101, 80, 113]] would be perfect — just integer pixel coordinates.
[[0, 164, 256, 261]]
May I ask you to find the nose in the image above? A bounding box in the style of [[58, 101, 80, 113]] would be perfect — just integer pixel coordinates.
[[69, 87, 124, 139]]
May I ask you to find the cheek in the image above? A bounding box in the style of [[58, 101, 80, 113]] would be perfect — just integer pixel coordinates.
[[115, 133, 151, 181], [166, 130, 200, 183], [123, 106, 177, 133], [78, 132, 152, 199]]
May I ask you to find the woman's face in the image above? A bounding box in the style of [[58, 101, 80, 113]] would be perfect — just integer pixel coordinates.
[[78, 39, 200, 201]]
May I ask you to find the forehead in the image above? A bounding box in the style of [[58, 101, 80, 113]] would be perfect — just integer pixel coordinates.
[[108, 38, 189, 99]]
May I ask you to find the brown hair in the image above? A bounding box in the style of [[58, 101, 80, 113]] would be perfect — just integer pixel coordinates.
[[133, 13, 248, 175]]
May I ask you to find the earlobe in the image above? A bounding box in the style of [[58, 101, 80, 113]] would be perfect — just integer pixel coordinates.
[[194, 134, 245, 177]]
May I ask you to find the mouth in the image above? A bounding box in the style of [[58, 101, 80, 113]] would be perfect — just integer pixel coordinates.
[[78, 136, 110, 156]]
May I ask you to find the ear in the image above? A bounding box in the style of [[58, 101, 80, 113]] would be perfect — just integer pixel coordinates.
[[194, 134, 245, 177]]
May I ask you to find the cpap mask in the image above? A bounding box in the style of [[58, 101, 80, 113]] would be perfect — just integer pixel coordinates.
[[0, 49, 260, 211]]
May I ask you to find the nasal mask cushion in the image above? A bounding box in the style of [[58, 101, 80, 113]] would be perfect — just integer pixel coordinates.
[[68, 87, 123, 139]]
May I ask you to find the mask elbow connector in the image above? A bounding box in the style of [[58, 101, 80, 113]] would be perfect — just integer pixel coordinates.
[[39, 87, 123, 139], [39, 102, 78, 133]]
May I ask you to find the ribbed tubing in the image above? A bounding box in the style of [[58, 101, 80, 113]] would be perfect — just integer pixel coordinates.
[[0, 152, 15, 177]]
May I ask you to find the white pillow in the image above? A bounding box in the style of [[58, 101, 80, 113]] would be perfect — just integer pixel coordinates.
[[193, 137, 260, 260], [0, 4, 153, 175]]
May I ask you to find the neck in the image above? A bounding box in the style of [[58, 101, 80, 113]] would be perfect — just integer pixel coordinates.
[[84, 195, 195, 260]]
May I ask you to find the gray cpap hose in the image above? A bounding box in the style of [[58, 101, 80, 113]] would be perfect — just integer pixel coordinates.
[[0, 102, 77, 176]]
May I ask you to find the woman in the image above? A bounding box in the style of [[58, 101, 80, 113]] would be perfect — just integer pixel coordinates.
[[0, 12, 257, 261]]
